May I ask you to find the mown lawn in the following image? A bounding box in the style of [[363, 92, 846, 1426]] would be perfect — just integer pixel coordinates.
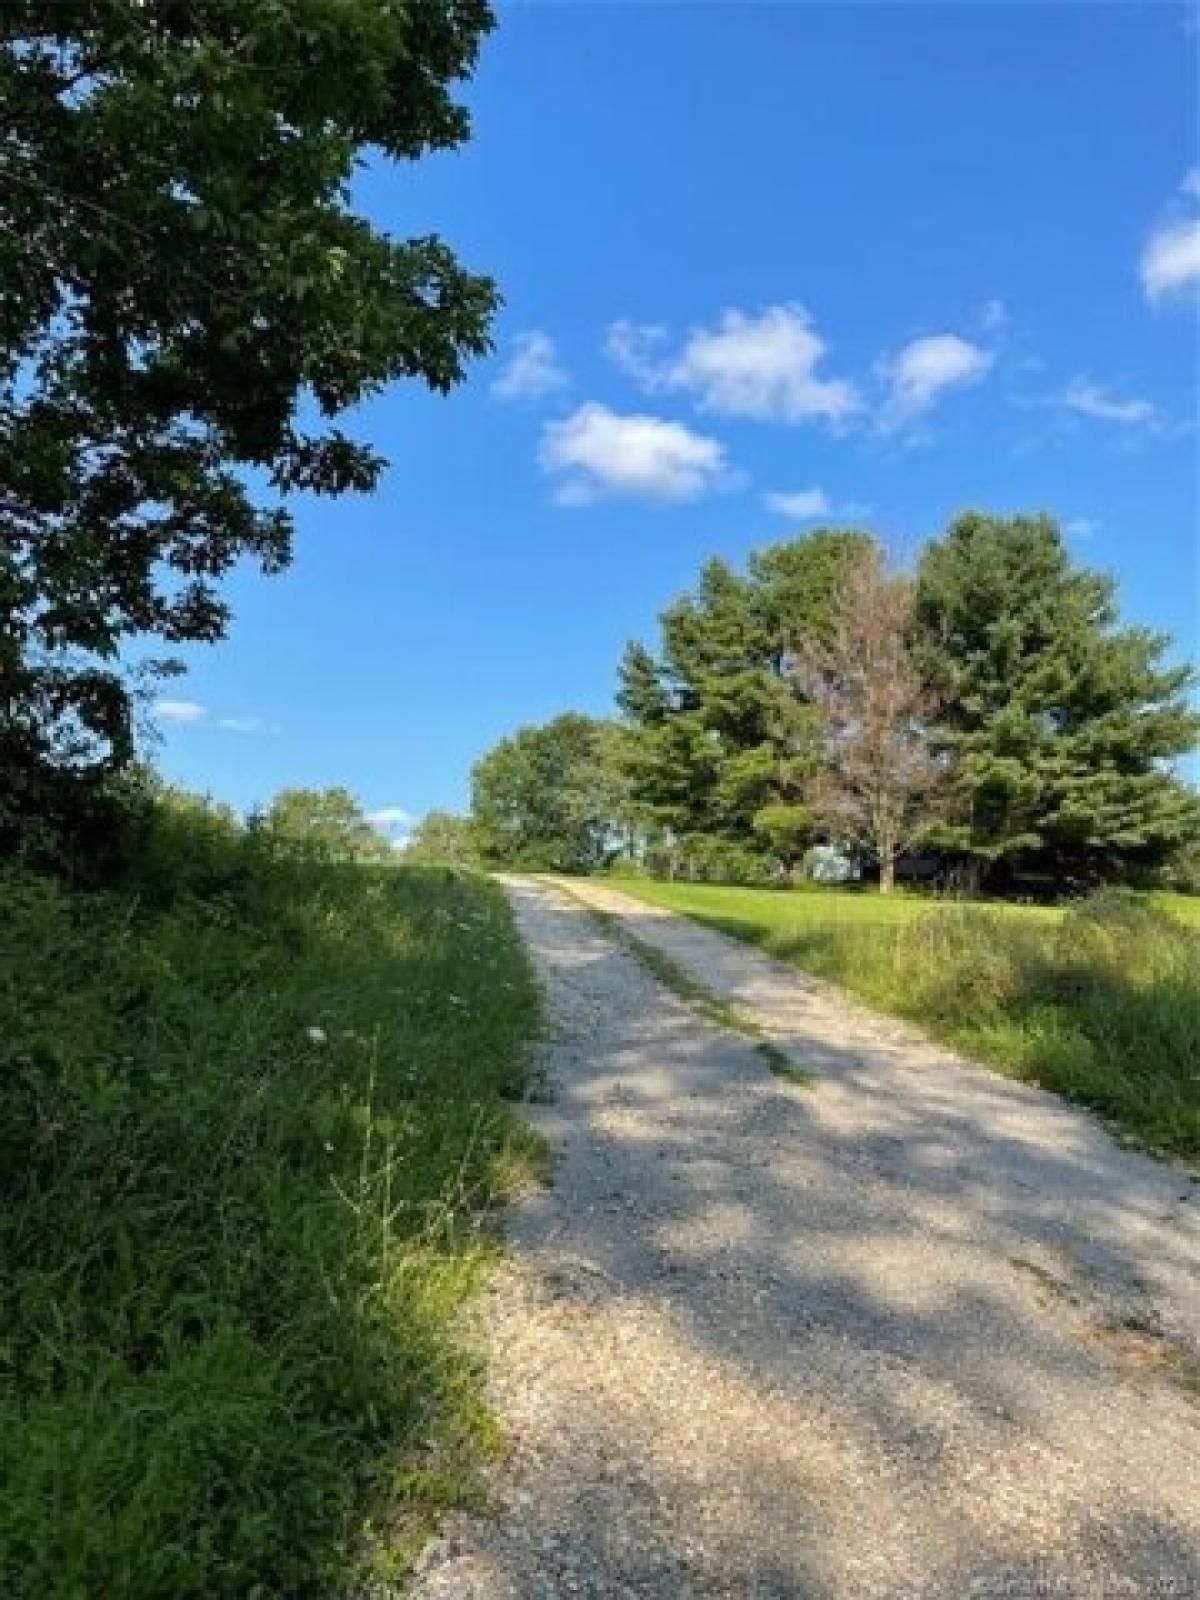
[[1154, 890, 1200, 926], [608, 878, 1200, 1161], [611, 878, 1061, 933], [0, 842, 542, 1597]]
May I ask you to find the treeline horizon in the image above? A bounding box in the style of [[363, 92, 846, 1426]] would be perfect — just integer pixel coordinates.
[[452, 509, 1200, 897]]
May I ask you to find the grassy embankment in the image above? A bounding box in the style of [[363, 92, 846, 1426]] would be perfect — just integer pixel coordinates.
[[608, 879, 1200, 1161], [0, 819, 542, 1597]]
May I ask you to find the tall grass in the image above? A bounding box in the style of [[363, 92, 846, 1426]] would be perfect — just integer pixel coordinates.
[[0, 818, 541, 1596], [613, 880, 1200, 1160]]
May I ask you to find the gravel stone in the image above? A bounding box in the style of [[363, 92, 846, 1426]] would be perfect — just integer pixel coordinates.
[[407, 876, 1200, 1599]]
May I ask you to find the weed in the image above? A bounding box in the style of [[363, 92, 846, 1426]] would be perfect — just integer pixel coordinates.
[[0, 839, 541, 1597]]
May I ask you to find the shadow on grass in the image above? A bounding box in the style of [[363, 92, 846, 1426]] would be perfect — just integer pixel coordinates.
[[0, 856, 542, 1598]]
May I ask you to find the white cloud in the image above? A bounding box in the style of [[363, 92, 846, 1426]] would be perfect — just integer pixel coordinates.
[[763, 487, 831, 521], [879, 334, 993, 427], [153, 698, 207, 725], [153, 699, 279, 733], [540, 403, 732, 504], [1057, 378, 1158, 426], [763, 487, 872, 523], [491, 330, 567, 401], [1141, 219, 1200, 302], [980, 298, 1010, 332], [607, 305, 860, 425], [605, 320, 669, 387], [367, 806, 415, 831], [1064, 516, 1100, 539], [1141, 171, 1200, 302]]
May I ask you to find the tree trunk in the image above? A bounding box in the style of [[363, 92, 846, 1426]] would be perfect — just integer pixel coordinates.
[[955, 857, 982, 897], [879, 853, 895, 894]]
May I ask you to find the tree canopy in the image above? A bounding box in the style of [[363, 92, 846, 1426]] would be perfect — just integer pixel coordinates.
[[616, 530, 872, 869], [476, 516, 1198, 894], [914, 512, 1199, 887], [797, 547, 949, 892], [405, 809, 481, 866], [472, 713, 623, 873], [1, 0, 497, 851], [262, 787, 393, 861]]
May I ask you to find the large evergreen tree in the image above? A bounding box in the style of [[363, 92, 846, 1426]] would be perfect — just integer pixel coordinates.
[[617, 530, 874, 869], [915, 512, 1199, 887]]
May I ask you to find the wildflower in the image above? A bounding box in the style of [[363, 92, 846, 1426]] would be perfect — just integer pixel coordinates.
[[306, 1026, 328, 1046]]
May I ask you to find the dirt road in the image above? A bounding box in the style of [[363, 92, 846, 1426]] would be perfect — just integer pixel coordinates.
[[409, 875, 1200, 1599]]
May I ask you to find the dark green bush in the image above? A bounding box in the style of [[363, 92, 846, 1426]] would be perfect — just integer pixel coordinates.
[[676, 836, 779, 886]]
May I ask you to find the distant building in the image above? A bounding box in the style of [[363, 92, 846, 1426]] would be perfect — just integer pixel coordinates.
[[803, 845, 861, 885]]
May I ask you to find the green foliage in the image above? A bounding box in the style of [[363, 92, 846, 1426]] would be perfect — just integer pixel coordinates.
[[752, 802, 817, 864], [616, 878, 1200, 1158], [406, 809, 482, 866], [914, 511, 1200, 886], [673, 835, 779, 886], [617, 530, 875, 865], [0, 802, 541, 1596], [471, 712, 624, 872], [605, 512, 1199, 892], [262, 785, 394, 862], [1159, 836, 1200, 897], [1, 0, 498, 845], [0, 755, 157, 883]]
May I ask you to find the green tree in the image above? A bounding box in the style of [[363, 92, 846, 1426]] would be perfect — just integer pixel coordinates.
[[915, 511, 1200, 887], [405, 810, 480, 866], [1, 1, 497, 848], [472, 714, 621, 873], [263, 787, 392, 862], [617, 530, 874, 872]]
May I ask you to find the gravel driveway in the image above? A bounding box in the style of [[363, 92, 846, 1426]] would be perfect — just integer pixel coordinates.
[[409, 875, 1200, 1599]]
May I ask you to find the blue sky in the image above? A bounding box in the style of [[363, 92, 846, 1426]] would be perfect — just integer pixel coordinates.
[[151, 2, 1200, 840]]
